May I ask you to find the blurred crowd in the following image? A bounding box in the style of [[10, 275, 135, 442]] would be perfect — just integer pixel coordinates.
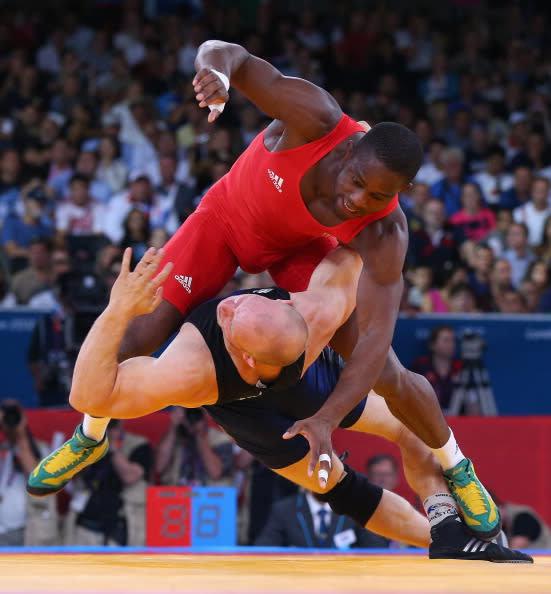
[[0, 0, 551, 318], [1, 0, 551, 548]]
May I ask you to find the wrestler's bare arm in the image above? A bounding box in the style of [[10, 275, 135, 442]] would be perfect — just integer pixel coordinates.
[[316, 209, 407, 421], [193, 40, 341, 141], [69, 249, 216, 419], [292, 246, 362, 370]]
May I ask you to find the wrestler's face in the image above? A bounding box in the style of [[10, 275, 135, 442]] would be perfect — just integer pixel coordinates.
[[333, 154, 410, 220]]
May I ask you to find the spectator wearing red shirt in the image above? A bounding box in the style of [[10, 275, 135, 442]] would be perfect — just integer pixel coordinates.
[[411, 326, 462, 413], [449, 182, 496, 243]]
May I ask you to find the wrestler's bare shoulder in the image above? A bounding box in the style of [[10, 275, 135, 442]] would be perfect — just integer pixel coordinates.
[[158, 323, 219, 406]]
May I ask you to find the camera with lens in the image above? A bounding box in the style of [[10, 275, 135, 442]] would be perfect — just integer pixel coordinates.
[[0, 403, 22, 429], [176, 408, 205, 438]]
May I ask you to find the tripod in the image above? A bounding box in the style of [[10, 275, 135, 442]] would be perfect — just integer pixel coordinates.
[[447, 331, 498, 416]]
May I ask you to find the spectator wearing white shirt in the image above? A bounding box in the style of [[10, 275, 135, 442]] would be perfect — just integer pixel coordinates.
[[513, 177, 551, 246], [415, 137, 446, 186], [474, 145, 513, 207], [55, 174, 105, 245], [502, 222, 537, 288], [103, 170, 177, 244]]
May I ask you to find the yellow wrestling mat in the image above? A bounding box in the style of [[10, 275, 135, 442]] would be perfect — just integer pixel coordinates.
[[0, 554, 549, 594]]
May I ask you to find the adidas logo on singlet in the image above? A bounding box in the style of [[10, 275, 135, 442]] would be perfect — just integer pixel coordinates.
[[267, 169, 284, 193], [175, 275, 192, 293]]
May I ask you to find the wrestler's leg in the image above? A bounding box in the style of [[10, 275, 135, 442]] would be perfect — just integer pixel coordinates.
[[274, 452, 430, 548], [347, 391, 445, 501]]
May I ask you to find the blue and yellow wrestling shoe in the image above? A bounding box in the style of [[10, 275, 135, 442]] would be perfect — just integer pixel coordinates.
[[26, 424, 108, 497], [443, 458, 501, 541]]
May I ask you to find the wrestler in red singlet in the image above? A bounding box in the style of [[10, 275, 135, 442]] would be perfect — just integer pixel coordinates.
[[161, 114, 398, 315]]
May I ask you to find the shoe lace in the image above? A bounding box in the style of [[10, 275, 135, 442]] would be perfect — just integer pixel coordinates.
[[451, 467, 489, 517], [42, 441, 85, 474]]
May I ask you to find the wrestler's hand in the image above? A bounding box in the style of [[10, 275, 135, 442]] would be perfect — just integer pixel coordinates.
[[193, 68, 229, 123], [109, 247, 173, 319], [283, 413, 337, 489]]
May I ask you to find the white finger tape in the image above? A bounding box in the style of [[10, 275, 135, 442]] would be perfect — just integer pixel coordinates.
[[318, 469, 329, 482], [318, 453, 332, 467], [211, 69, 230, 91], [209, 103, 225, 114]]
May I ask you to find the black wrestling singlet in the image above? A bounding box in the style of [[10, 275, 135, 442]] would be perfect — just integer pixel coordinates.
[[185, 287, 306, 404]]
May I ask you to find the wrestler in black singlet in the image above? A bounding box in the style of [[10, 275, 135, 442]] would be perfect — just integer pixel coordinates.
[[186, 287, 366, 469]]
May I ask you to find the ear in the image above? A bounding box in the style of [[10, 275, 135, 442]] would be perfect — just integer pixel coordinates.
[[242, 353, 256, 369], [400, 182, 413, 193]]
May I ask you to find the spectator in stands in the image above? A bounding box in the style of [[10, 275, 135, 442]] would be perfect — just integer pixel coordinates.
[[431, 147, 473, 216], [155, 407, 235, 488], [421, 264, 469, 313], [72, 150, 112, 204], [119, 208, 150, 267], [366, 454, 400, 492], [488, 258, 515, 312], [533, 215, 551, 267], [482, 208, 514, 258], [415, 137, 446, 187], [408, 198, 461, 287], [9, 237, 54, 305], [55, 173, 105, 246], [66, 419, 152, 546], [513, 177, 551, 247], [254, 485, 383, 549], [96, 136, 128, 195], [1, 181, 54, 274], [473, 145, 513, 207], [401, 182, 431, 233], [495, 288, 527, 313], [466, 244, 495, 311], [502, 222, 537, 288], [0, 399, 58, 546], [406, 265, 433, 311], [411, 326, 462, 413], [46, 136, 74, 199], [448, 282, 479, 313], [0, 149, 23, 222], [499, 166, 533, 211], [494, 494, 551, 550], [449, 182, 496, 244]]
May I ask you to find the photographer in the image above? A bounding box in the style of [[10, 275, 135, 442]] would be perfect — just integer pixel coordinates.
[[66, 419, 152, 546], [155, 407, 235, 487], [0, 399, 56, 546]]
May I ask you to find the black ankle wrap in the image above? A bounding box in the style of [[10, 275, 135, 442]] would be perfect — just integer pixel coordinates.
[[315, 463, 383, 526]]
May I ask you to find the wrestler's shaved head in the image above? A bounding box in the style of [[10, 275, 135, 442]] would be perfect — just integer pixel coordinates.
[[218, 294, 308, 366]]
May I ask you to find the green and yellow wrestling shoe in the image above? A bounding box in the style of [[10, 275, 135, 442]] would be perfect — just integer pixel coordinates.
[[26, 424, 109, 497], [443, 458, 501, 541]]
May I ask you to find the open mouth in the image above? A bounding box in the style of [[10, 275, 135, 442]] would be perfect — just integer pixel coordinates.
[[343, 197, 359, 214]]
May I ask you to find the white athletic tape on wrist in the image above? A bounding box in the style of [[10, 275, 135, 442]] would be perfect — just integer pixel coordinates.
[[318, 469, 329, 482], [208, 69, 230, 115], [318, 453, 332, 467]]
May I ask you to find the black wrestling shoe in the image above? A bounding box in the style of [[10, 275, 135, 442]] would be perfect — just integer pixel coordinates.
[[429, 516, 533, 563]]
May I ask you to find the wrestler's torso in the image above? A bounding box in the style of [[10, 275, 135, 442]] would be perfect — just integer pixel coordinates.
[[195, 115, 398, 273]]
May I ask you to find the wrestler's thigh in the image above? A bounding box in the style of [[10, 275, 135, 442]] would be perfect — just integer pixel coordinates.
[[346, 391, 404, 442], [268, 236, 337, 292], [273, 452, 345, 493], [160, 210, 239, 315]]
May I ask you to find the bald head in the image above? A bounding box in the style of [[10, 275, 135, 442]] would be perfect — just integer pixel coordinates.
[[218, 294, 308, 366]]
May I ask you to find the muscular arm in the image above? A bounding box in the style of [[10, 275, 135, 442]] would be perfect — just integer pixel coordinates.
[[69, 248, 215, 419], [194, 40, 341, 140], [315, 209, 407, 423]]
